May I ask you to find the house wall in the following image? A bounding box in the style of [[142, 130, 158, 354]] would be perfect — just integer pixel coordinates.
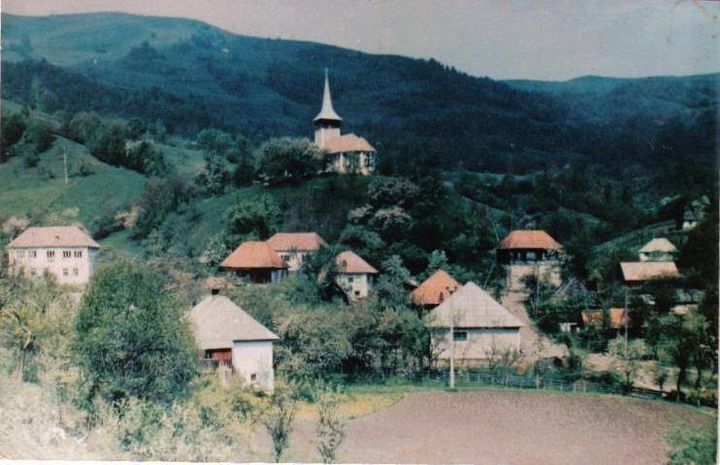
[[335, 272, 372, 300], [431, 327, 521, 361], [277, 250, 310, 272], [232, 340, 275, 391], [329, 152, 375, 175], [638, 251, 675, 262], [505, 262, 561, 291], [7, 246, 98, 285]]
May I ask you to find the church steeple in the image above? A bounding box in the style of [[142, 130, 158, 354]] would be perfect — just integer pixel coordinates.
[[314, 68, 343, 124]]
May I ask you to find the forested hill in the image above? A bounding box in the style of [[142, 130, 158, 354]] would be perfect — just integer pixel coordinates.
[[2, 12, 716, 174]]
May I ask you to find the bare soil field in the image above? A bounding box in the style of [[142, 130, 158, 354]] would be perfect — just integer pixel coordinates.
[[285, 390, 715, 464]]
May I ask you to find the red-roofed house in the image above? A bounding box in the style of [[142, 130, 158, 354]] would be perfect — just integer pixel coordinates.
[[220, 241, 288, 284], [410, 269, 461, 307], [267, 232, 326, 271], [313, 70, 376, 175], [334, 250, 378, 301], [498, 230, 563, 289], [6, 225, 101, 285], [581, 308, 629, 337]]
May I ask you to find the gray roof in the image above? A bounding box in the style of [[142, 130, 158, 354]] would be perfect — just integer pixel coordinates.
[[189, 295, 278, 350], [314, 70, 343, 123], [425, 282, 524, 329]]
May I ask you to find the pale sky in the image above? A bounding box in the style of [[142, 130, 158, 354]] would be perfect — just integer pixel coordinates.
[[2, 0, 719, 80]]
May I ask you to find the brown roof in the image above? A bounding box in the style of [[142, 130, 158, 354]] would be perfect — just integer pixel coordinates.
[[189, 295, 278, 349], [410, 269, 461, 306], [620, 261, 680, 282], [335, 250, 378, 274], [582, 308, 629, 330], [220, 241, 287, 270], [267, 232, 326, 252], [7, 225, 100, 248], [499, 230, 562, 250], [322, 133, 376, 154], [426, 282, 524, 328]]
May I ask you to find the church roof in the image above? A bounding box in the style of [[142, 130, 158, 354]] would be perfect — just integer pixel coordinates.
[[314, 70, 343, 123], [425, 282, 523, 328], [322, 134, 376, 154]]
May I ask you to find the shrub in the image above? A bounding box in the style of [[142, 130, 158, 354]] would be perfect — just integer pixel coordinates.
[[316, 384, 346, 464], [668, 425, 717, 465]]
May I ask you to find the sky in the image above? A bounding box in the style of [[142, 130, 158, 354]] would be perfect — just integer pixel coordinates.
[[2, 0, 719, 80]]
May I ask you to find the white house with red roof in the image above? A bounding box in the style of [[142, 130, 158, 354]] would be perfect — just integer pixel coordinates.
[[313, 70, 376, 175], [220, 241, 288, 284], [267, 232, 326, 271], [6, 225, 101, 285], [498, 229, 563, 289], [334, 250, 378, 301]]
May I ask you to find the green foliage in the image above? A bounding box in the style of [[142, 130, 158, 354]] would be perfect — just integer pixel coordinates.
[[24, 118, 55, 152], [256, 137, 323, 183], [134, 176, 196, 238], [225, 194, 281, 241], [1, 112, 27, 160], [667, 425, 717, 465], [74, 258, 198, 405], [196, 152, 231, 196], [260, 382, 298, 463], [315, 384, 346, 464]]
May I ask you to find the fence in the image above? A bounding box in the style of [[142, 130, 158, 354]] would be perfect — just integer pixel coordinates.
[[419, 370, 663, 399]]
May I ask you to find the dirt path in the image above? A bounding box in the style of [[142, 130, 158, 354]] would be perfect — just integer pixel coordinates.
[[283, 390, 714, 464], [501, 290, 567, 359]]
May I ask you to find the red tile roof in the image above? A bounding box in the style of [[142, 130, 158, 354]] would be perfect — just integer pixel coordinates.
[[322, 133, 376, 154], [410, 269, 461, 306], [335, 250, 378, 274], [582, 308, 629, 330], [499, 230, 562, 250], [7, 225, 100, 248], [220, 241, 287, 269], [620, 261, 680, 282], [267, 232, 326, 252]]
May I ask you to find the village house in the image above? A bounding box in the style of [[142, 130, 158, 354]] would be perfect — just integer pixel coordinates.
[[425, 282, 524, 364], [334, 250, 378, 301], [189, 292, 278, 391], [313, 70, 376, 175], [267, 232, 326, 271], [6, 225, 101, 286], [620, 261, 681, 287], [220, 241, 288, 284], [410, 269, 461, 308], [498, 229, 563, 290], [638, 237, 677, 262], [581, 308, 629, 337]]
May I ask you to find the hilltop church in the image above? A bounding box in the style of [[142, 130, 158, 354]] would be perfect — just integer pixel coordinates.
[[313, 70, 376, 175]]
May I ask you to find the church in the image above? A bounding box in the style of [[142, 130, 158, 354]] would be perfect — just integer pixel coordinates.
[[313, 70, 376, 175]]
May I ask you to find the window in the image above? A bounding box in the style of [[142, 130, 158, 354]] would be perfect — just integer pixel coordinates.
[[16, 250, 25, 258], [72, 268, 79, 276], [74, 250, 83, 258], [62, 268, 69, 276], [63, 250, 72, 258], [354, 290, 360, 297], [347, 276, 354, 283], [453, 330, 468, 342], [29, 250, 37, 258], [47, 251, 55, 261], [250, 373, 258, 382]]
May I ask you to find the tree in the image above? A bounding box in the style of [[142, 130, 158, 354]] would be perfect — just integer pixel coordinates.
[[196, 152, 231, 195], [24, 119, 55, 152], [0, 113, 26, 161], [89, 122, 127, 167], [133, 176, 195, 238], [225, 194, 281, 242], [256, 137, 323, 183], [74, 259, 197, 404], [261, 383, 298, 463], [315, 384, 345, 464]]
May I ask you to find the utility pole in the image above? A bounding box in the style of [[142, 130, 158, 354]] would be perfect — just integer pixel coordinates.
[[449, 316, 455, 389], [63, 146, 69, 186]]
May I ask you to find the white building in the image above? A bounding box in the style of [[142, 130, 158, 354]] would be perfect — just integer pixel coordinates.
[[267, 232, 326, 271], [189, 293, 279, 391], [638, 238, 677, 262], [334, 250, 378, 301], [498, 230, 563, 290], [425, 282, 524, 363], [6, 225, 101, 285], [313, 70, 377, 175]]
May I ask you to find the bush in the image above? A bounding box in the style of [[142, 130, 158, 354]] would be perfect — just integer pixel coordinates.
[[24, 119, 55, 152], [668, 425, 717, 465], [256, 137, 323, 183], [74, 258, 198, 405]]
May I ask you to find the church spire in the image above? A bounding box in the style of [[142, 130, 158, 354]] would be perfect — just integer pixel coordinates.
[[314, 68, 343, 123]]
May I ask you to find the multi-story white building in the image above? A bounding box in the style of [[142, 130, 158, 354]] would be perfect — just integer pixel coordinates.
[[334, 250, 378, 301], [6, 225, 101, 286], [267, 232, 326, 272]]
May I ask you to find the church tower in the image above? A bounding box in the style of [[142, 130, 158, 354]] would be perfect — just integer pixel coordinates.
[[313, 69, 342, 147]]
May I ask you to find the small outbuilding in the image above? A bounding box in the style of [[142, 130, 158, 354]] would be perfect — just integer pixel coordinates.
[[425, 282, 523, 363], [638, 238, 677, 262], [220, 241, 288, 284], [189, 294, 279, 391], [410, 269, 461, 307], [267, 232, 326, 271], [334, 250, 378, 301]]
